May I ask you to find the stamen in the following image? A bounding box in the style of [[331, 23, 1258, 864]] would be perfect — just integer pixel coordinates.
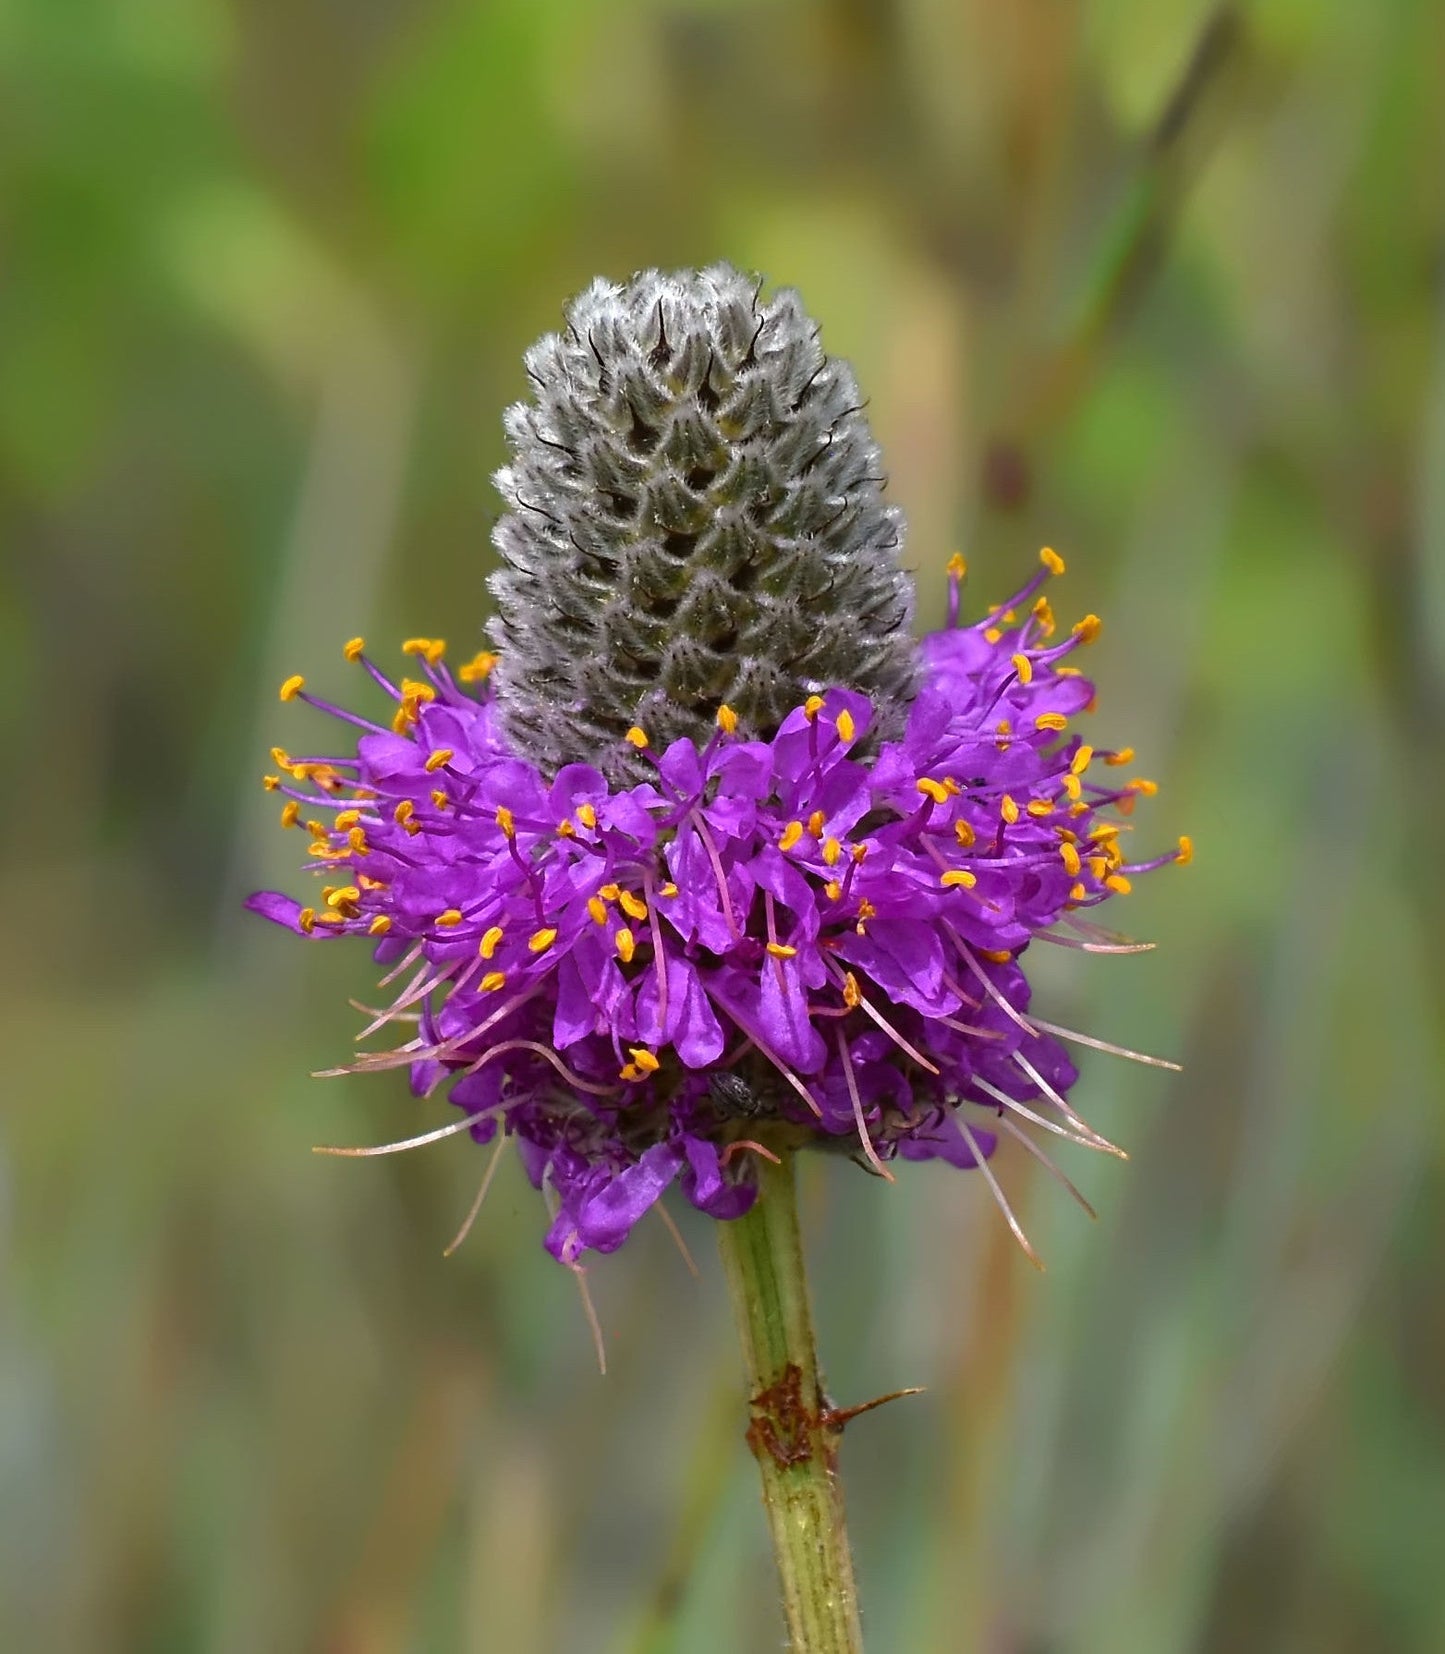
[[995, 1114, 1096, 1220], [279, 674, 305, 702], [1039, 546, 1065, 576], [1028, 1016, 1181, 1071], [1012, 1051, 1127, 1158], [571, 1262, 607, 1376], [972, 1076, 1113, 1155], [655, 1199, 700, 1277], [442, 1129, 511, 1256], [955, 1117, 1044, 1270], [835, 1026, 895, 1181]]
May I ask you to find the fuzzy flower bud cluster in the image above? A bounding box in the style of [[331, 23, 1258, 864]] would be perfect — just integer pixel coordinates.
[[250, 268, 1185, 1270]]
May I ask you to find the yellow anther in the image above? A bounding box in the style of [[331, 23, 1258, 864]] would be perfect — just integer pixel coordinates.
[[916, 777, 949, 805], [1105, 746, 1135, 767], [313, 911, 345, 927], [856, 898, 876, 921], [298, 907, 317, 933], [280, 800, 301, 829], [618, 890, 648, 922], [1011, 653, 1034, 686], [1032, 596, 1056, 636], [432, 789, 449, 809], [947, 552, 967, 581], [344, 637, 366, 662], [660, 882, 678, 898], [983, 626, 1003, 644], [1105, 873, 1132, 895], [941, 869, 977, 889], [394, 800, 414, 825], [357, 873, 387, 889], [716, 704, 739, 735], [1060, 842, 1082, 877], [779, 821, 804, 851], [806, 811, 825, 838], [495, 805, 515, 837], [556, 819, 574, 837], [348, 826, 370, 855], [326, 885, 361, 908], [1062, 773, 1083, 801], [402, 637, 446, 665], [305, 819, 328, 840], [996, 719, 1012, 739], [1040, 546, 1066, 576], [835, 708, 856, 744], [979, 948, 1013, 964], [1176, 834, 1194, 866], [843, 972, 862, 1008], [528, 927, 558, 954], [954, 819, 976, 849], [1070, 800, 1089, 817], [424, 748, 453, 772], [263, 774, 280, 792], [436, 909, 463, 927], [822, 837, 842, 867], [851, 843, 868, 864], [1069, 882, 1086, 902], [334, 809, 362, 830], [1072, 614, 1102, 644], [628, 1047, 660, 1074], [480, 970, 506, 993], [576, 802, 597, 829], [368, 914, 391, 935], [391, 704, 416, 735], [1035, 712, 1069, 732], [458, 650, 499, 684], [598, 883, 622, 902], [615, 928, 636, 963], [824, 880, 843, 901], [766, 942, 798, 959], [804, 695, 826, 720], [1089, 822, 1120, 841], [1057, 665, 1082, 678], [1001, 795, 1020, 825], [279, 674, 305, 702], [1071, 745, 1094, 775], [1131, 778, 1159, 795], [587, 897, 608, 926], [625, 725, 649, 749], [1088, 855, 1108, 880], [943, 776, 962, 796], [480, 926, 505, 958]]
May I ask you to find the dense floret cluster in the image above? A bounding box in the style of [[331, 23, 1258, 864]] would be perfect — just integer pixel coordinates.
[[250, 553, 1185, 1267]]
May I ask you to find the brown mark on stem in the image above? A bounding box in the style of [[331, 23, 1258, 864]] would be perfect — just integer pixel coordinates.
[[745, 1363, 826, 1470]]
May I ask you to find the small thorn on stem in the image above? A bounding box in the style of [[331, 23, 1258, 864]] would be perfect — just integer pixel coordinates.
[[822, 1386, 926, 1432]]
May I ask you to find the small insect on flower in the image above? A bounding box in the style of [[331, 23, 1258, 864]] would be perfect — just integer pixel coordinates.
[[249, 264, 1184, 1276]]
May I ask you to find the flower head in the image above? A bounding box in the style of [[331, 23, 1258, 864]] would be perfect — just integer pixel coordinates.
[[250, 269, 1184, 1269]]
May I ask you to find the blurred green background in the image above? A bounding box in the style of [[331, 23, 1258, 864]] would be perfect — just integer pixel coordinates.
[[3, 1, 1443, 1650]]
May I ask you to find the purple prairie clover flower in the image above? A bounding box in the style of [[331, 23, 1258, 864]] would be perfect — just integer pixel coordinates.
[[248, 265, 1188, 1275]]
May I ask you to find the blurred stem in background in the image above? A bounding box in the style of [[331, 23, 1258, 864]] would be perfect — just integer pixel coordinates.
[[717, 1151, 865, 1653]]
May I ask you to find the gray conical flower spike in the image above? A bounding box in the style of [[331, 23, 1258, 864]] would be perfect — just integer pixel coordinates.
[[488, 264, 919, 781]]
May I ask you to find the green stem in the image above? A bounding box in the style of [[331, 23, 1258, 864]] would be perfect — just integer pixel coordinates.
[[717, 1150, 864, 1653]]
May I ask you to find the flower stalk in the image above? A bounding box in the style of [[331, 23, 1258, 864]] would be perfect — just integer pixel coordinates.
[[717, 1149, 864, 1653]]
